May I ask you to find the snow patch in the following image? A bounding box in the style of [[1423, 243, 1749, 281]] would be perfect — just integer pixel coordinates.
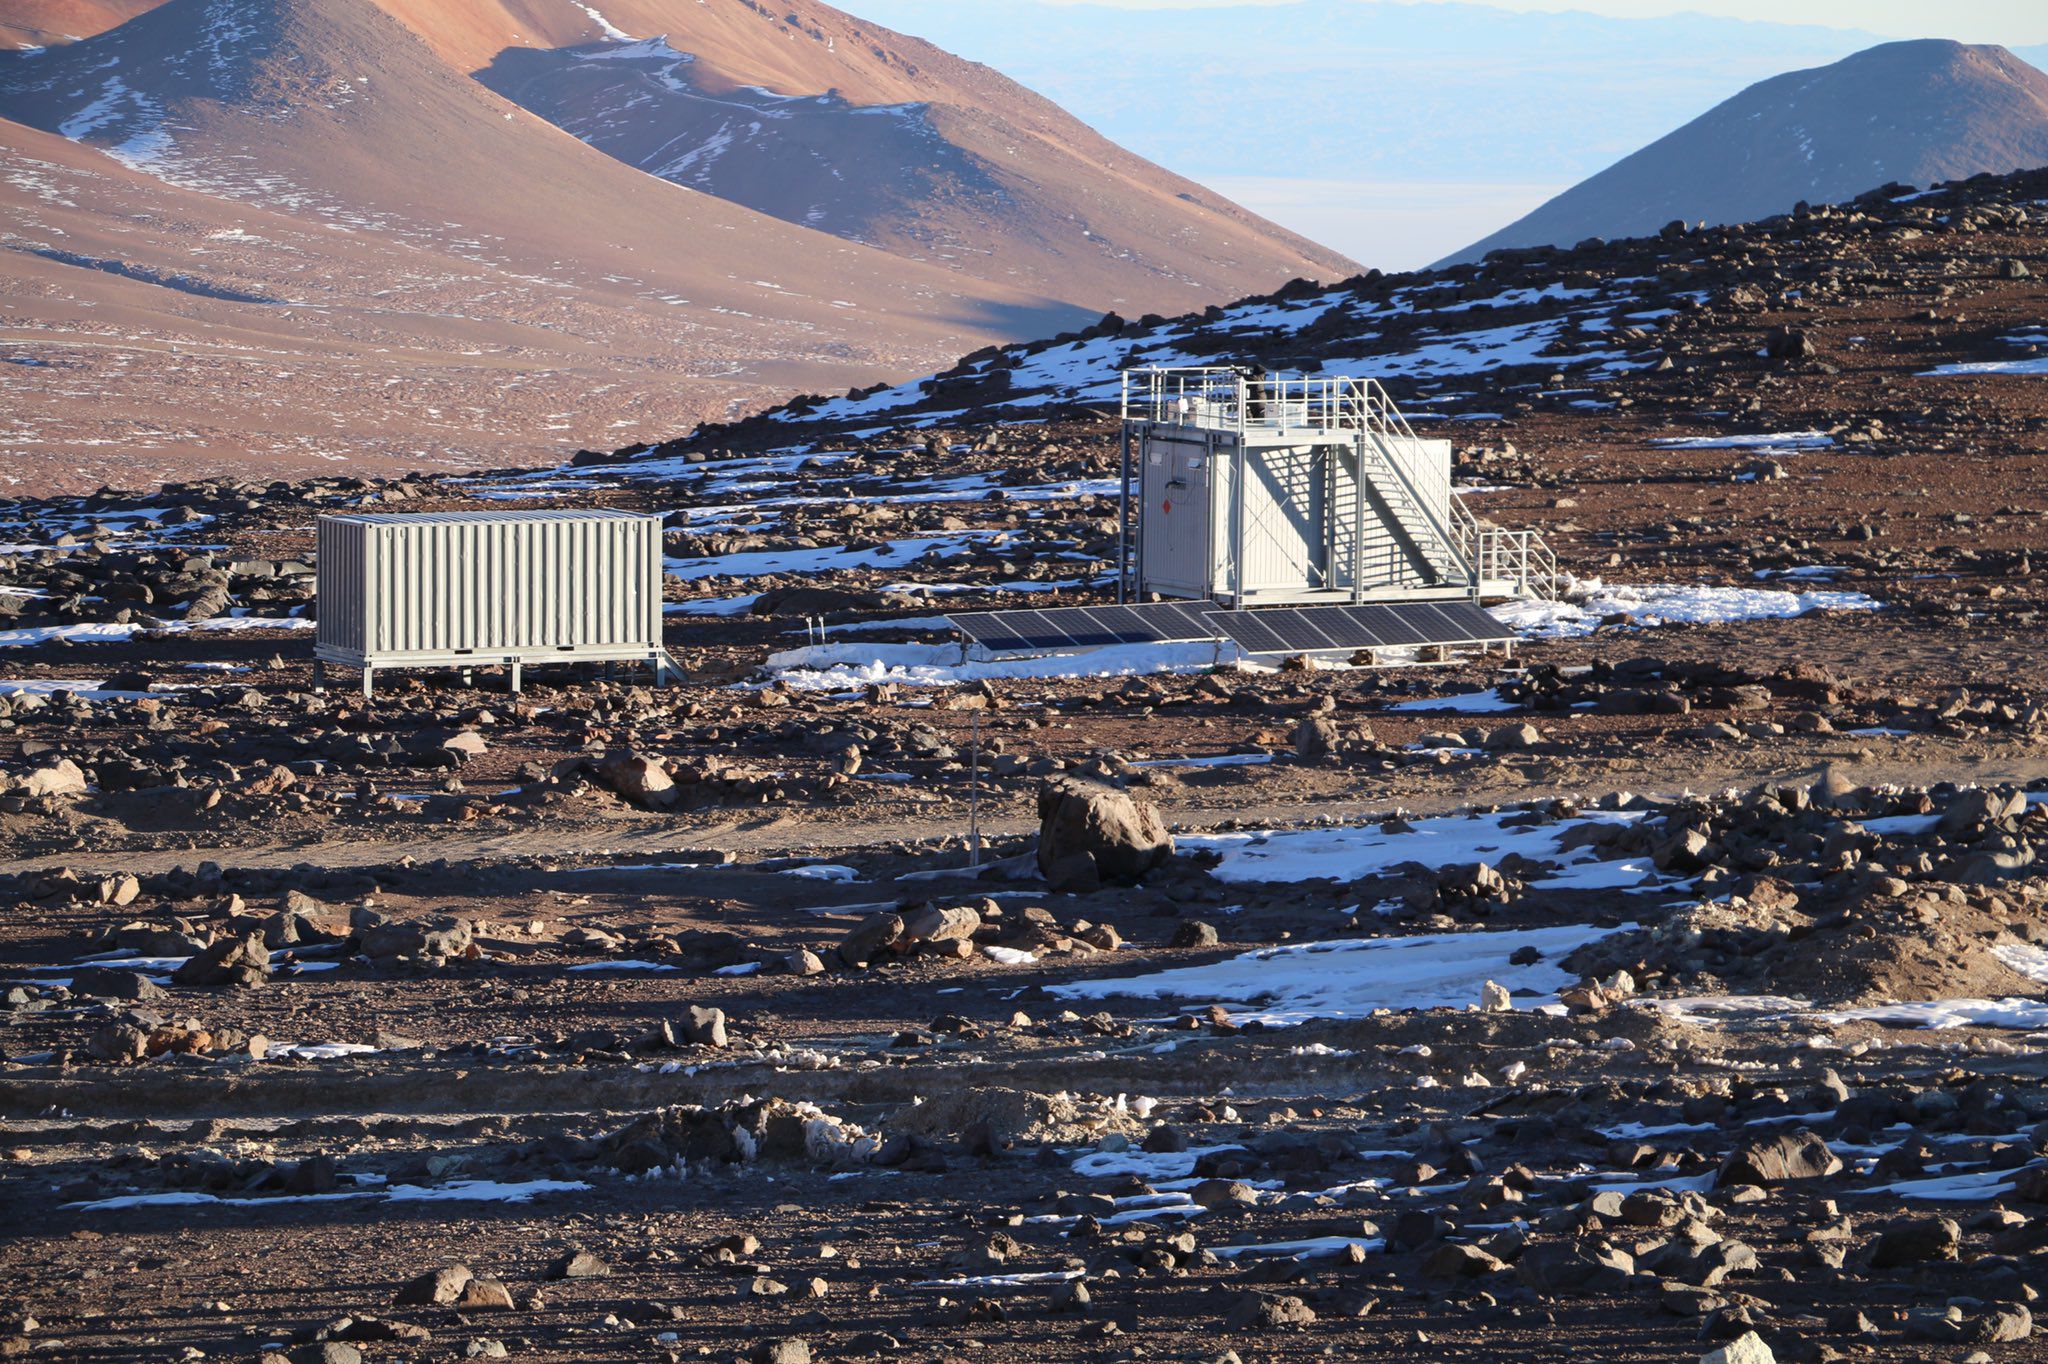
[[1047, 923, 1611, 1026], [1492, 577, 1878, 639]]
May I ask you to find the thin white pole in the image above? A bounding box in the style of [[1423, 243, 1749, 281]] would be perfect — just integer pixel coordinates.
[[968, 713, 982, 868]]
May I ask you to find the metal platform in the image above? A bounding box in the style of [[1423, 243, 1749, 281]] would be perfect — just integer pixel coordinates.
[[948, 600, 1514, 659]]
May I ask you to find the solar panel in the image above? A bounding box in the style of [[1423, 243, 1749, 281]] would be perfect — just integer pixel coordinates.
[[949, 601, 1224, 654], [949, 600, 1513, 657], [1205, 601, 1515, 654]]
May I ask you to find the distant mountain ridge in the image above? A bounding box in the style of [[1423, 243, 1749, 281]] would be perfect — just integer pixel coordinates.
[[1443, 40, 2048, 265]]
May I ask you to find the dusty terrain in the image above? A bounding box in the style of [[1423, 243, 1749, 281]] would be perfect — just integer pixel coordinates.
[[2, 170, 2048, 1364]]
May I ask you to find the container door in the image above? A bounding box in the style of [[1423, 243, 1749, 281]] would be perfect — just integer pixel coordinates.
[[1139, 434, 1212, 598]]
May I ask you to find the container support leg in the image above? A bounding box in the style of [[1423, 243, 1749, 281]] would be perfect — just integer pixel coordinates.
[[510, 660, 522, 694], [361, 667, 374, 700]]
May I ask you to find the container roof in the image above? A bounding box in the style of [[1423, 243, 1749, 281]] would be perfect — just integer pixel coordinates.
[[320, 509, 656, 526]]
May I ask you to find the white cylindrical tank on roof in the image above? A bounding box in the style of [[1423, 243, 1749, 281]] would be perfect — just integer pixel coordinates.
[[315, 509, 668, 693]]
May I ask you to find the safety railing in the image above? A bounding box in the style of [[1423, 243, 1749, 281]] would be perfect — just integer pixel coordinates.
[[1464, 527, 1560, 601]]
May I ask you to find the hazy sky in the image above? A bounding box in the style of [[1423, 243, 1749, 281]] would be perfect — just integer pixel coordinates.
[[1033, 0, 2048, 45]]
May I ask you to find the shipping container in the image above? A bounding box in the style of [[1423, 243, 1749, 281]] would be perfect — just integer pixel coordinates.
[[315, 510, 673, 696]]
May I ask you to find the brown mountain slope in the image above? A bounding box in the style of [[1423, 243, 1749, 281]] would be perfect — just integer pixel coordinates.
[[406, 0, 1356, 310], [0, 0, 156, 48], [2, 0, 1353, 309], [0, 0, 1092, 493], [1445, 40, 2048, 265], [0, 0, 1353, 494]]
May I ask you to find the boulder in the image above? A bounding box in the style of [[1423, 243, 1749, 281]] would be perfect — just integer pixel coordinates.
[[596, 753, 676, 809], [545, 1250, 610, 1280], [1426, 1242, 1507, 1277], [356, 914, 474, 962], [1516, 1240, 1633, 1295], [837, 913, 903, 968], [86, 1021, 149, 1064], [750, 587, 882, 617], [395, 1266, 474, 1306], [901, 903, 980, 945], [171, 933, 270, 989], [1484, 722, 1541, 751], [1293, 716, 1340, 759], [1870, 1216, 1959, 1268], [1036, 779, 1173, 887], [70, 968, 168, 1002], [676, 1005, 728, 1049], [1718, 1131, 1841, 1188], [1224, 1293, 1316, 1331], [1940, 787, 2025, 834], [1699, 1332, 1775, 1364], [12, 759, 87, 799]]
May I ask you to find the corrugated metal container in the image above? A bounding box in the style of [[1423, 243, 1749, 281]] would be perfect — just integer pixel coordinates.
[[315, 510, 669, 694]]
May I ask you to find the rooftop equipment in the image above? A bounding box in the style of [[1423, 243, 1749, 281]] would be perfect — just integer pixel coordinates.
[[1116, 366, 1555, 607], [315, 510, 676, 698]]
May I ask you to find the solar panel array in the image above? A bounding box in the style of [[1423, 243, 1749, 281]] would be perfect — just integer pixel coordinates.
[[949, 601, 1223, 653], [949, 599, 1513, 656], [1205, 601, 1514, 655]]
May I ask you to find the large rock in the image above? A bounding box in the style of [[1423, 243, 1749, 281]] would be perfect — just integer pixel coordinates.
[[1717, 1131, 1841, 1188], [1036, 779, 1173, 888], [355, 913, 474, 963], [1292, 715, 1340, 759], [71, 968, 168, 1002], [901, 903, 980, 945], [837, 913, 904, 968], [86, 1021, 150, 1063], [1224, 1293, 1316, 1331], [1940, 786, 2026, 834], [1700, 1333, 1775, 1364], [596, 753, 676, 809], [394, 1266, 473, 1306], [1515, 1240, 1634, 1295], [751, 587, 882, 617], [171, 933, 270, 989], [674, 1005, 728, 1049], [10, 759, 87, 799], [1870, 1216, 1959, 1268]]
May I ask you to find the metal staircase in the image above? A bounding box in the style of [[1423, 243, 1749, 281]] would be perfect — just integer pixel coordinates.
[[1123, 367, 1561, 604], [1335, 378, 1558, 603]]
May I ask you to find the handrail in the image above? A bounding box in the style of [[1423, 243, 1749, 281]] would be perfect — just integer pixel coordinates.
[[1466, 527, 1560, 600]]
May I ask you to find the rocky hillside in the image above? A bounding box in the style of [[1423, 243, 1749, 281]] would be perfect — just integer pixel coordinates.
[[625, 161, 2048, 466], [1442, 40, 2048, 265]]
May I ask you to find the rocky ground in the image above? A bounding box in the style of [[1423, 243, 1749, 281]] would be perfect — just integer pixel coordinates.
[[3, 171, 2048, 1364]]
